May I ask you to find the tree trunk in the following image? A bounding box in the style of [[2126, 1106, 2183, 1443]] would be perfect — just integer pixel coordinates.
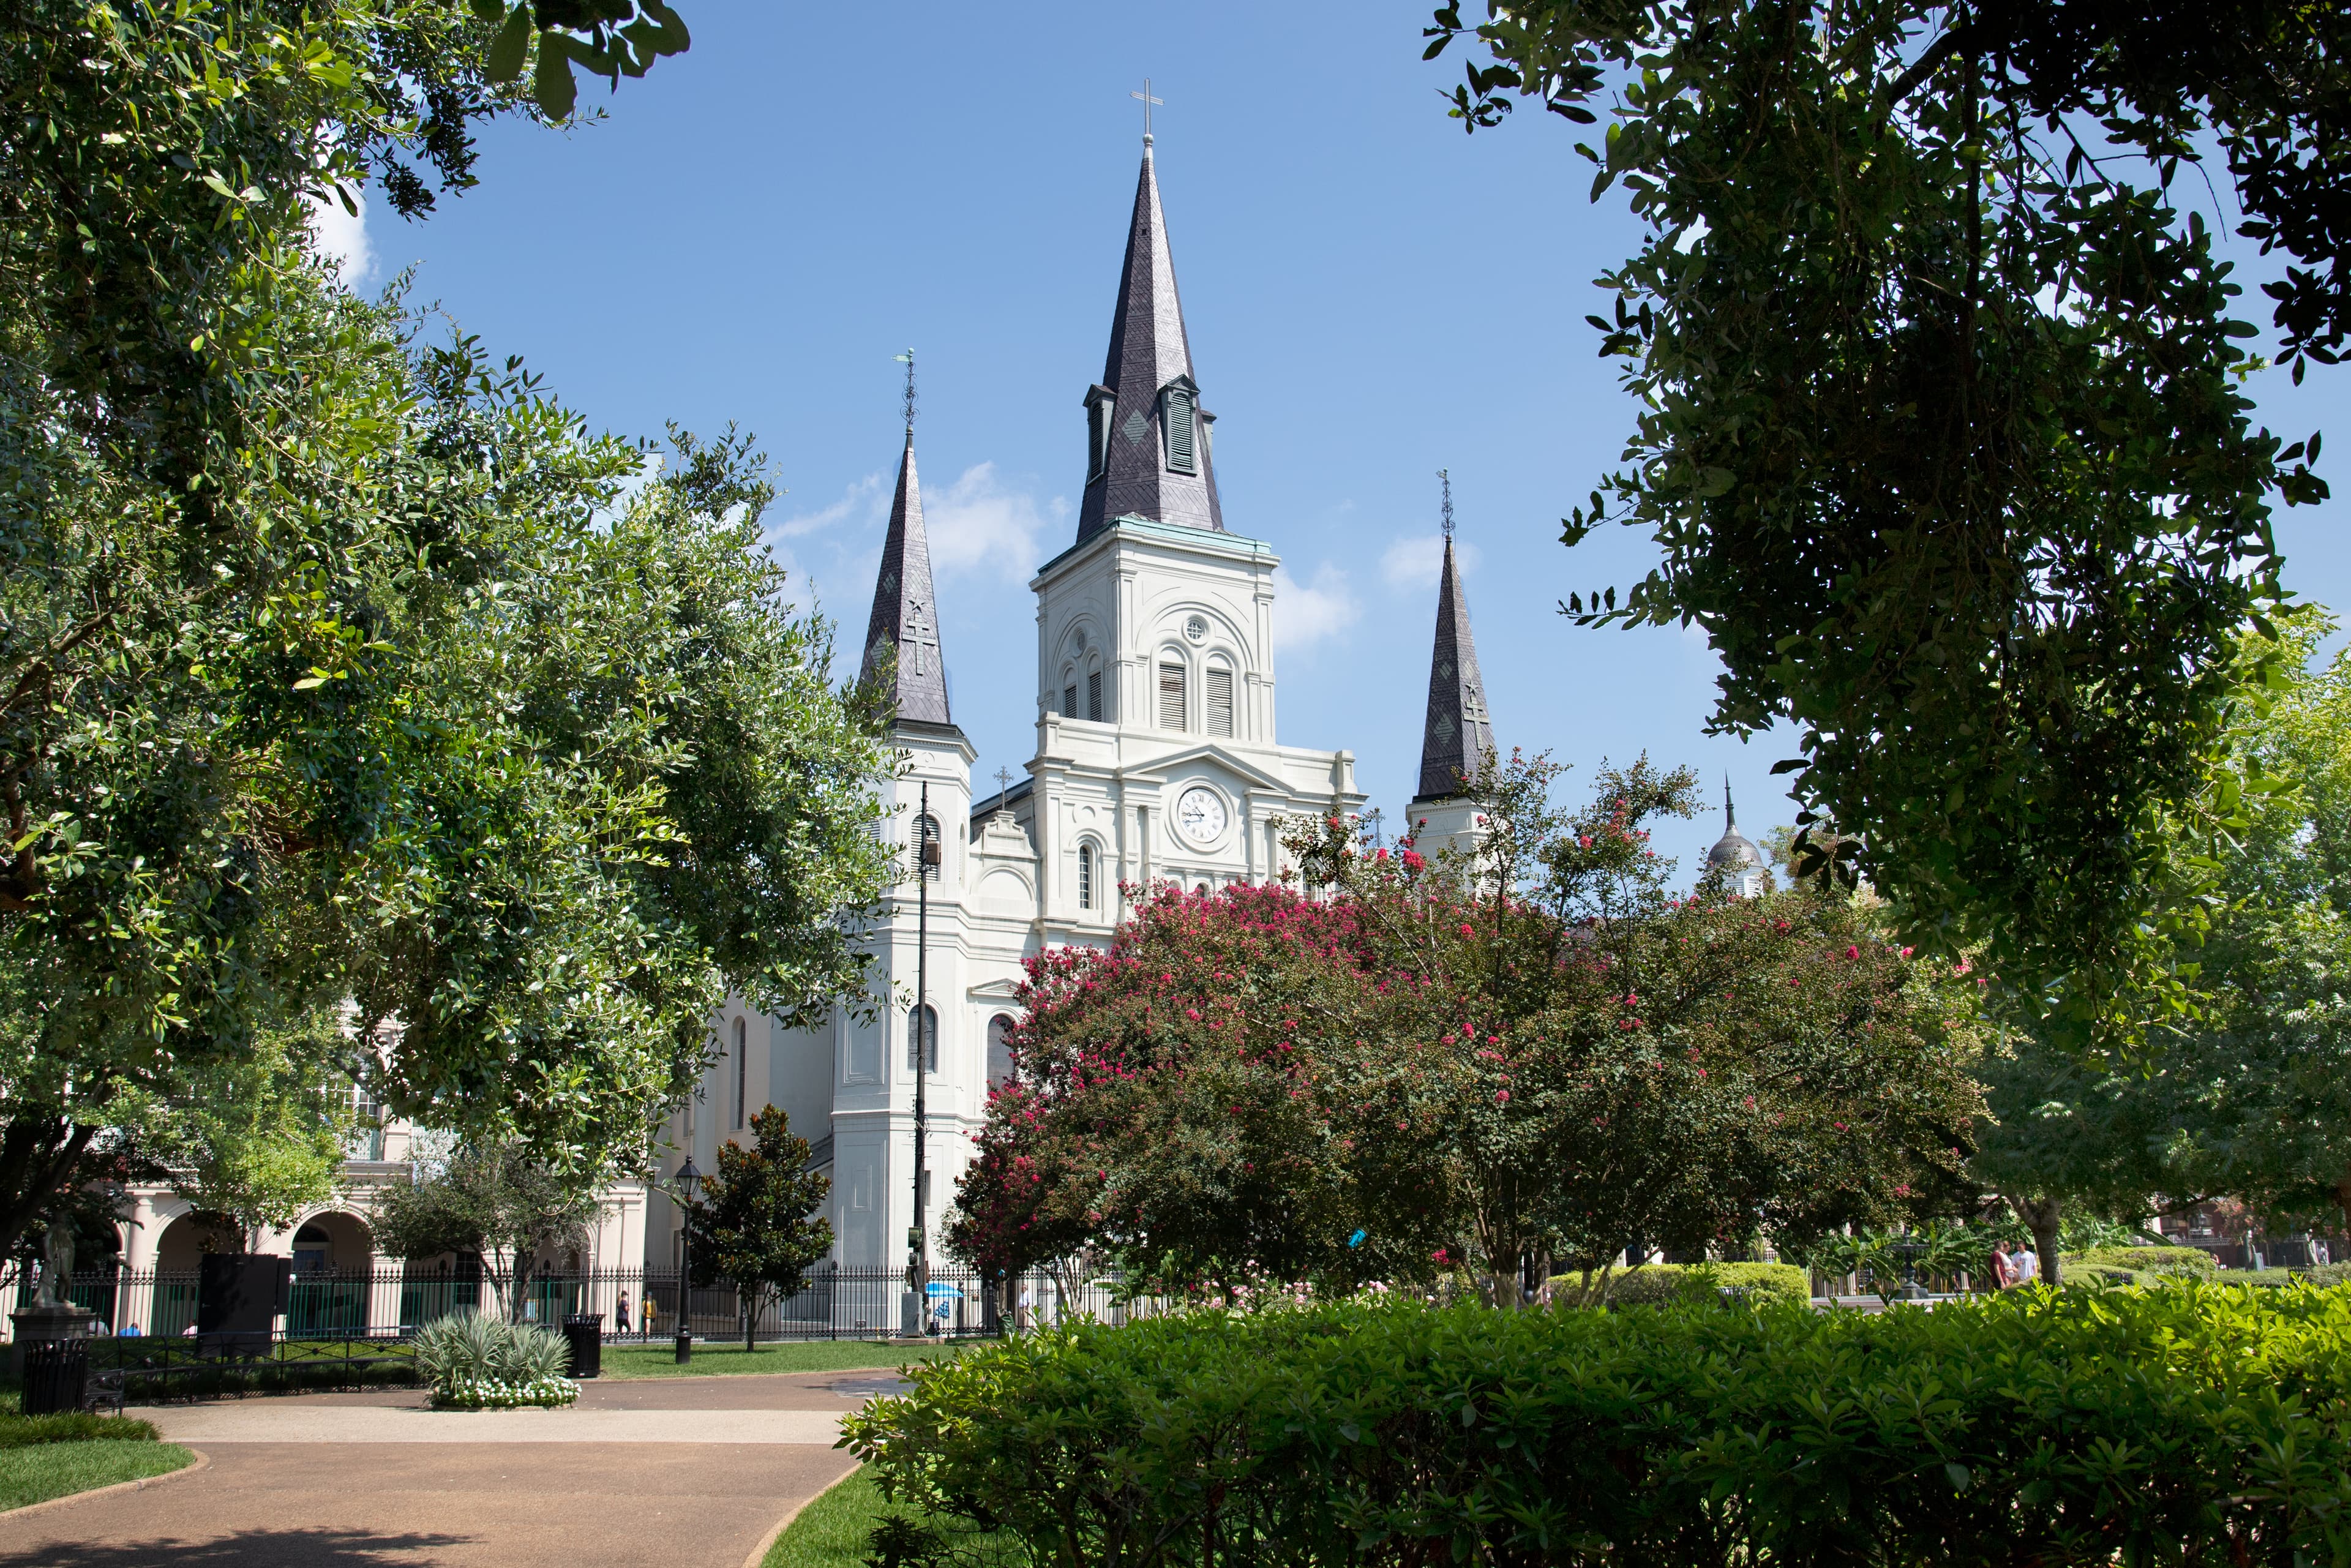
[[2013, 1195, 2061, 1288]]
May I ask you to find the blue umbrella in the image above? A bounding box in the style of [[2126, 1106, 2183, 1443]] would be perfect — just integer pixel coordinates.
[[924, 1281, 962, 1297]]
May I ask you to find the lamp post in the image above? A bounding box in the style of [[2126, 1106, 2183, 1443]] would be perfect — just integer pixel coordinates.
[[675, 1156, 701, 1365], [905, 782, 940, 1338]]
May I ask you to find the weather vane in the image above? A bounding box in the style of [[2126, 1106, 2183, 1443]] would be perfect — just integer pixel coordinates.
[[893, 348, 917, 432], [1131, 78, 1163, 141], [1439, 468, 1454, 539]]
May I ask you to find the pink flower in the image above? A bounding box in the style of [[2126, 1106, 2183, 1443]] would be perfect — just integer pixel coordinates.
[[1459, 923, 1475, 937], [1845, 945, 1860, 960], [1833, 1121, 1848, 1131], [1495, 1089, 1510, 1103]]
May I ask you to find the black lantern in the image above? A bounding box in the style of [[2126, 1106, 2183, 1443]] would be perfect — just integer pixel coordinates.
[[675, 1156, 701, 1364]]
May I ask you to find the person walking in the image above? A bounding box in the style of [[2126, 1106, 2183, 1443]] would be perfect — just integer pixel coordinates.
[[1989, 1242, 2015, 1291], [614, 1289, 631, 1342], [641, 1294, 656, 1340], [2013, 1246, 2041, 1287]]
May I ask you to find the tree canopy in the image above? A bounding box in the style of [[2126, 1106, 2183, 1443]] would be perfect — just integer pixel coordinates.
[[1426, 1, 2336, 1034]]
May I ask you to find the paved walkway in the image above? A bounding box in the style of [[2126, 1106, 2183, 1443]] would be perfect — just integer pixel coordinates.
[[2, 1373, 887, 1567]]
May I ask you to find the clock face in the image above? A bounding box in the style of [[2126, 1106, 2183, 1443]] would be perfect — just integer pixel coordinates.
[[1176, 786, 1228, 846]]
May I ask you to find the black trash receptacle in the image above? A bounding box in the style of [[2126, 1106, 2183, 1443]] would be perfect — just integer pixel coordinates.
[[561, 1314, 602, 1379], [23, 1339, 90, 1414]]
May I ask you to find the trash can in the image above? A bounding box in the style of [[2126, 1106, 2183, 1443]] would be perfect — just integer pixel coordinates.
[[561, 1314, 602, 1379], [23, 1338, 89, 1414]]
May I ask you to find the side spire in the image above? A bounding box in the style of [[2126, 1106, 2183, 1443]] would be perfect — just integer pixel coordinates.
[[1414, 472, 1496, 801], [1075, 138, 1223, 541], [861, 362, 951, 726]]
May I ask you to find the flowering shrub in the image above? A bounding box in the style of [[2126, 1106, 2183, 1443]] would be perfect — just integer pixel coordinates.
[[847, 1281, 2351, 1568], [414, 1313, 577, 1409], [429, 1374, 579, 1411], [948, 754, 1985, 1302]]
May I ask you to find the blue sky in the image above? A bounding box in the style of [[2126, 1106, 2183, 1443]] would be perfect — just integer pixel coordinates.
[[324, 1, 2351, 881]]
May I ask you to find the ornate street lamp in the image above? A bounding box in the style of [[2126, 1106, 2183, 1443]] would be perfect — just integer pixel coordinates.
[[675, 1156, 701, 1365]]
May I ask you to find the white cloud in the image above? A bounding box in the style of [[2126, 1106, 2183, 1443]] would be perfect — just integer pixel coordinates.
[[925, 462, 1062, 581], [1273, 562, 1360, 652], [307, 188, 373, 283], [1380, 532, 1481, 592], [770, 472, 886, 541]]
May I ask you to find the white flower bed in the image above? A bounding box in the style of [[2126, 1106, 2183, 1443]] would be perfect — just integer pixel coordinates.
[[429, 1375, 580, 1410]]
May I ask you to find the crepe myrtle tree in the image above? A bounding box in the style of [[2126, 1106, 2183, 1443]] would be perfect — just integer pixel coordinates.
[[953, 754, 1984, 1304], [1306, 754, 1985, 1305], [684, 1105, 833, 1351]]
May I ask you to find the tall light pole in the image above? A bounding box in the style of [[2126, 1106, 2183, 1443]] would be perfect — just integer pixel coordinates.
[[906, 781, 940, 1337], [674, 1156, 700, 1365]]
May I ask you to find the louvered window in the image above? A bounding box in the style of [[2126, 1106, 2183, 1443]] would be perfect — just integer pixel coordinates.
[[906, 1003, 937, 1073], [1163, 384, 1196, 474], [1158, 662, 1186, 729], [918, 813, 941, 880], [1063, 683, 1078, 718], [1087, 670, 1103, 721], [1078, 844, 1095, 909], [1206, 667, 1234, 737]]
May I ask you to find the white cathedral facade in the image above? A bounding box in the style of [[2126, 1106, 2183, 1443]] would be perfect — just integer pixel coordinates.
[[642, 137, 1514, 1276]]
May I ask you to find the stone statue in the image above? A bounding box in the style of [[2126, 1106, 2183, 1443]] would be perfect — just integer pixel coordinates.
[[34, 1223, 73, 1307]]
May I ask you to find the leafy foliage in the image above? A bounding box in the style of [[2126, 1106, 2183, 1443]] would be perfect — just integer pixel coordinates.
[[950, 756, 1984, 1302], [0, 17, 894, 1253], [371, 1142, 597, 1318], [849, 1284, 2351, 1568], [1425, 2, 2333, 1030], [686, 1104, 833, 1351], [412, 1310, 576, 1405]]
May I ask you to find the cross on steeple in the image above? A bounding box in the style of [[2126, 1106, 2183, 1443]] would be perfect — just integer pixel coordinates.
[[1439, 468, 1455, 539], [994, 767, 1014, 797], [1130, 78, 1163, 141], [893, 348, 917, 433], [902, 598, 939, 677]]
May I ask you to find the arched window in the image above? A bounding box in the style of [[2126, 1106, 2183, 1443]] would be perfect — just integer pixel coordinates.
[[1157, 660, 1186, 729], [986, 1014, 1016, 1087], [905, 1003, 938, 1074], [1205, 664, 1234, 738], [1062, 668, 1078, 718], [917, 814, 941, 880], [730, 1016, 747, 1130], [1078, 844, 1095, 910], [1086, 667, 1104, 722]]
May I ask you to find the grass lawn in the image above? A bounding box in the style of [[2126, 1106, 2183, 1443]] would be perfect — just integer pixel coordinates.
[[600, 1340, 970, 1379], [764, 1465, 1011, 1568], [0, 1440, 195, 1513]]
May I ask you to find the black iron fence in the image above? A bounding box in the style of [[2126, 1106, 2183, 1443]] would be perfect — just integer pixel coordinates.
[[10, 1264, 1134, 1345]]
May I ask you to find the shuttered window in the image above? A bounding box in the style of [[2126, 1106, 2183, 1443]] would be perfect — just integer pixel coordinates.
[[1087, 670, 1103, 722], [1078, 844, 1094, 909], [1063, 683, 1078, 718], [1163, 386, 1196, 473], [1206, 667, 1234, 737], [1157, 662, 1186, 729]]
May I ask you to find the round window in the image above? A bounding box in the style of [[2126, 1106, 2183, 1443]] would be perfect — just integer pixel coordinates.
[[1185, 615, 1209, 643]]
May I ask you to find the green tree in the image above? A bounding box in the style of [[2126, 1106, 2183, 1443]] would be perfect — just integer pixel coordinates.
[[150, 1015, 355, 1250], [685, 1105, 833, 1351], [955, 756, 1985, 1304], [372, 1141, 599, 1319], [0, 1, 757, 1260], [1425, 2, 2336, 1036]]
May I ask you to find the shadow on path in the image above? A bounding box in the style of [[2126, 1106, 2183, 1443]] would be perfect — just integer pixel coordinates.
[[0, 1526, 473, 1567]]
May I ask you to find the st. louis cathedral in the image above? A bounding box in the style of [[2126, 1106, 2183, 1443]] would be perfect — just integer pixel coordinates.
[[651, 136, 1505, 1272]]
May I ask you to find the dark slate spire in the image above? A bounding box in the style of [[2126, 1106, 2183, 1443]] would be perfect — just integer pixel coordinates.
[[860, 431, 951, 726], [1708, 777, 1763, 872], [1414, 534, 1496, 801], [1075, 138, 1224, 542]]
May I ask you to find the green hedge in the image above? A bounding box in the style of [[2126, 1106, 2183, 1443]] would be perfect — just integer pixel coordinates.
[[1561, 1261, 1812, 1307], [0, 1411, 160, 1449], [846, 1283, 2351, 1568], [2063, 1244, 2218, 1278]]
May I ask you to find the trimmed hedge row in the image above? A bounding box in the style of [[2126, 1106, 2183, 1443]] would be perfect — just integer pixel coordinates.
[[1553, 1261, 1812, 1307], [846, 1283, 2351, 1568]]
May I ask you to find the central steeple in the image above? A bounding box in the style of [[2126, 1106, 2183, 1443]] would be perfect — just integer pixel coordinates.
[[1075, 138, 1224, 541], [861, 424, 952, 728]]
